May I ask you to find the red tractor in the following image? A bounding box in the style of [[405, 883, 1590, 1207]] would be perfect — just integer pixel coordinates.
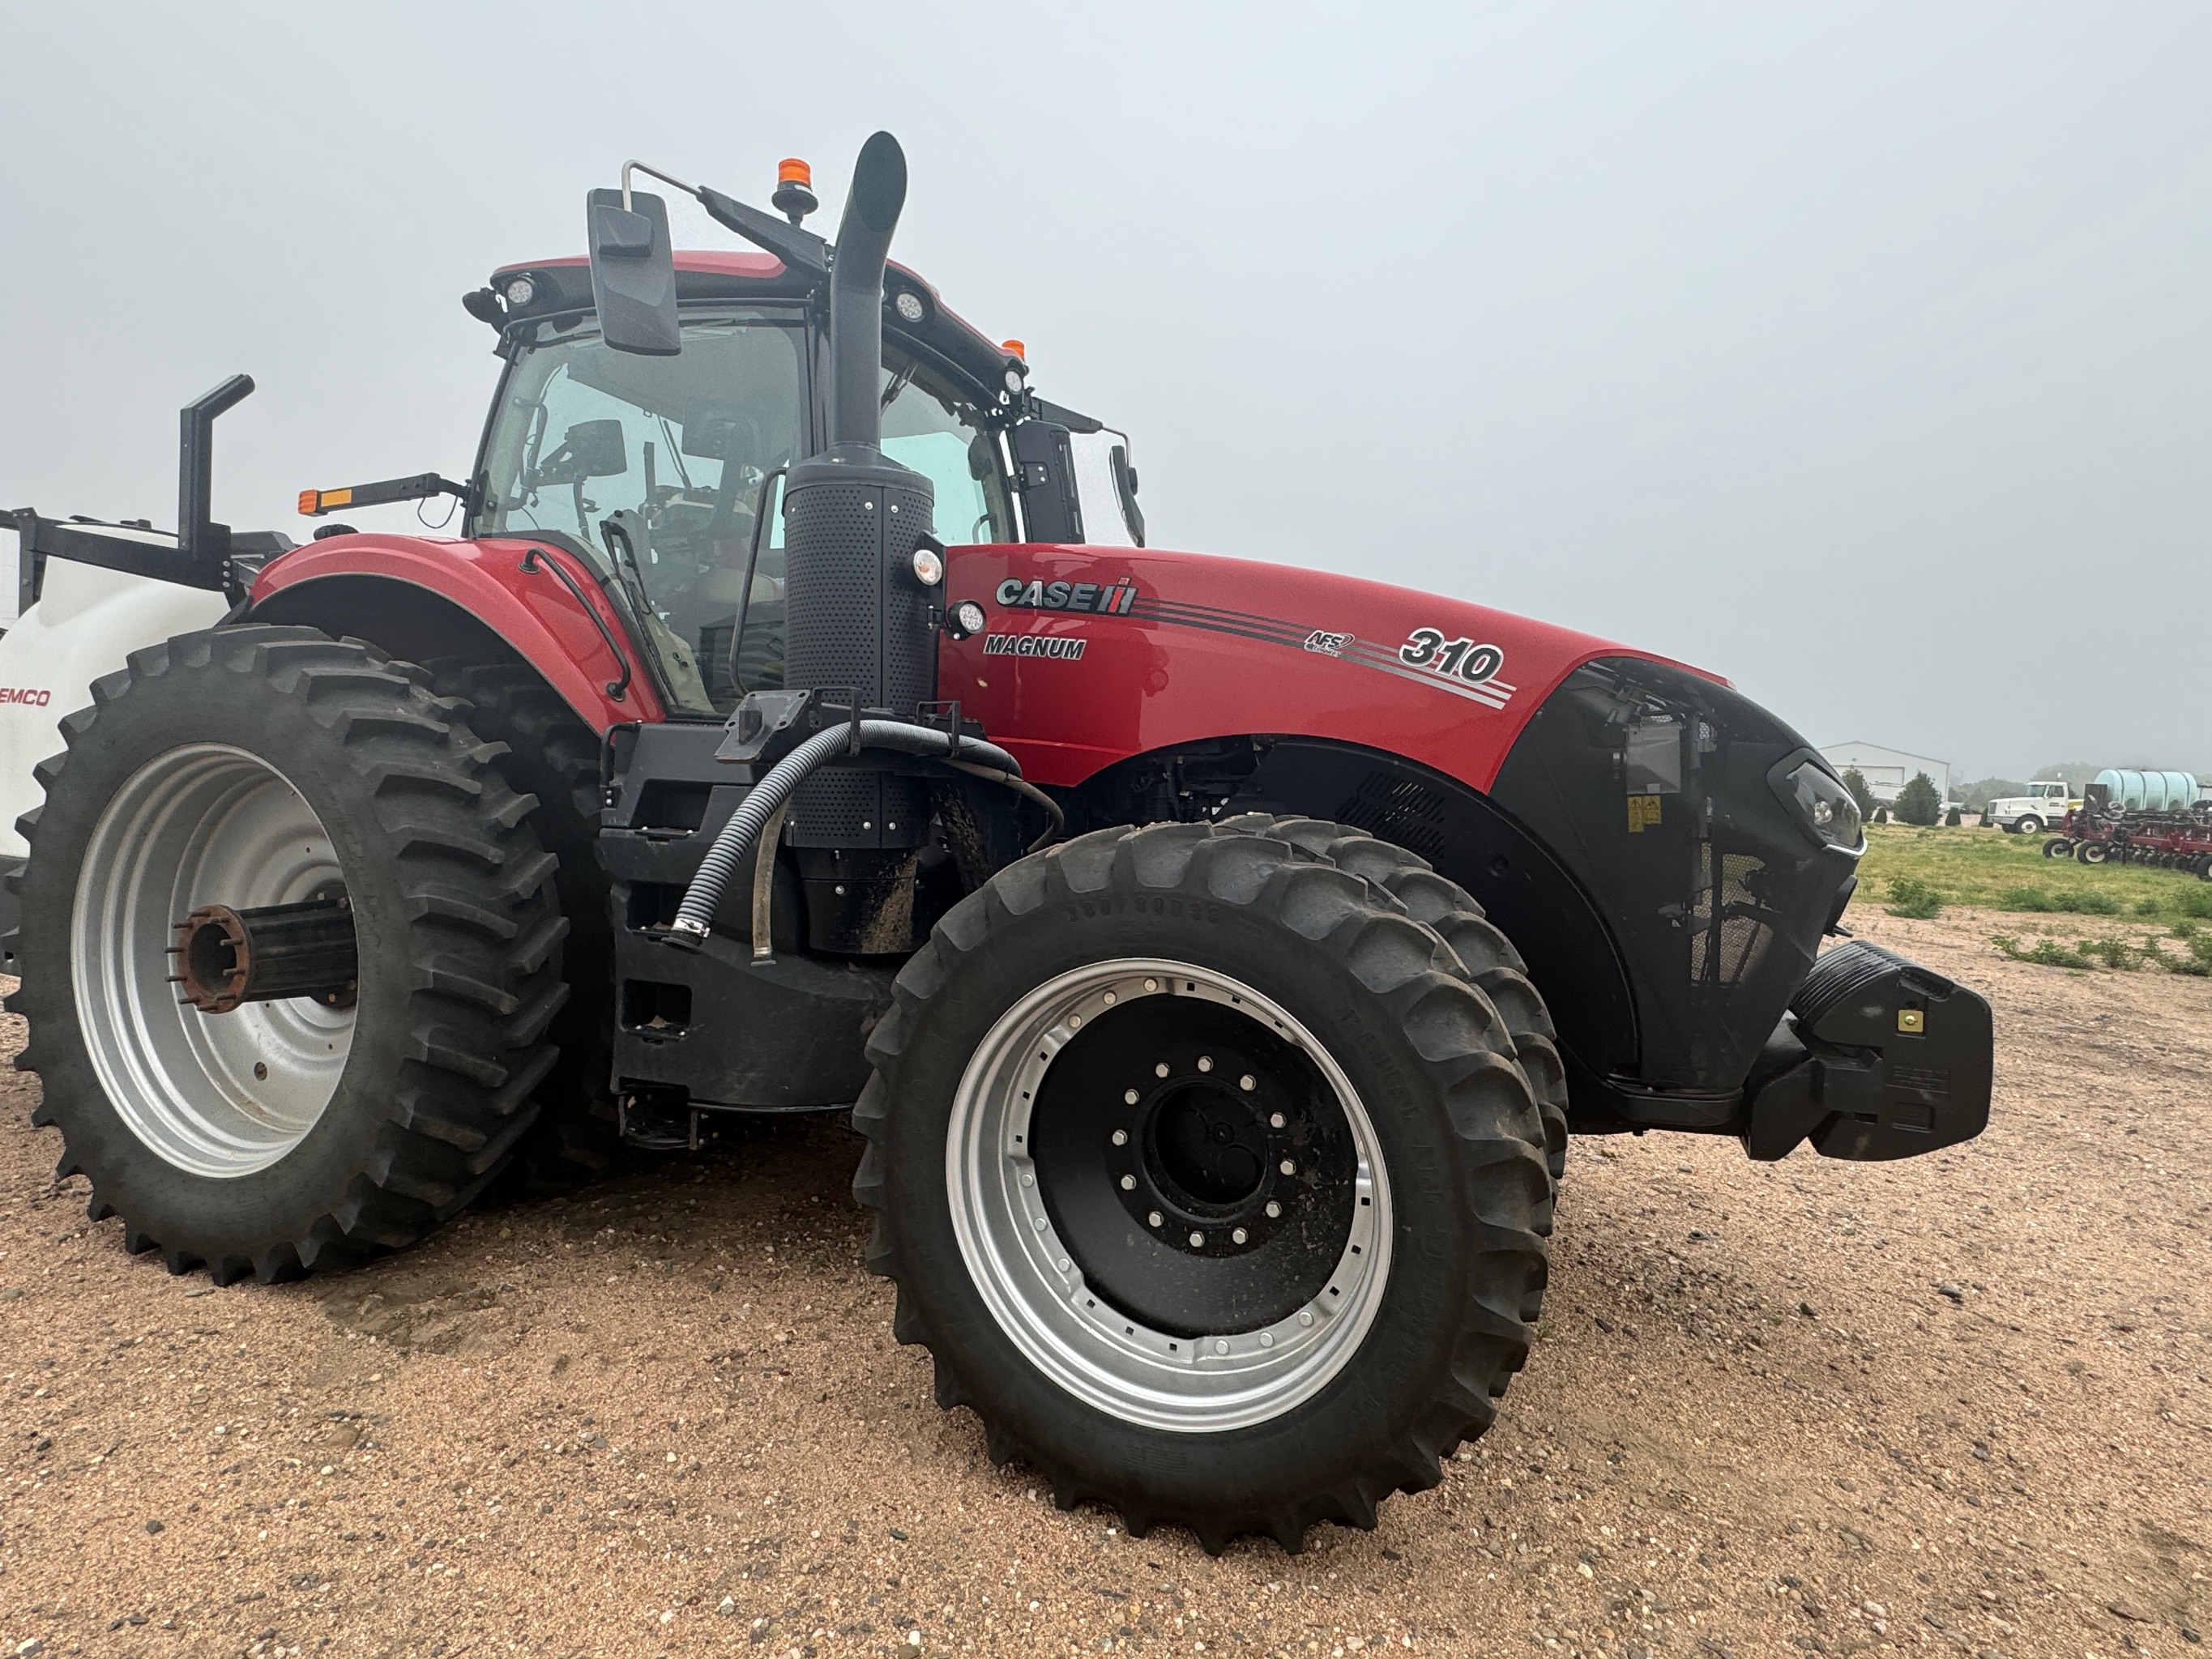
[[3, 135, 1992, 1550]]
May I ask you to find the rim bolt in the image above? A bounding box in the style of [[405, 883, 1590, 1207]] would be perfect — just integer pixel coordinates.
[[1033, 1216, 1048, 1231], [1120, 1175, 1136, 1192], [1299, 1310, 1315, 1327], [1021, 1173, 1034, 1188], [1197, 1056, 1213, 1073], [1057, 1257, 1070, 1271], [1232, 1227, 1248, 1244], [1067, 1014, 1082, 1029], [1214, 1339, 1229, 1355], [1259, 1332, 1275, 1349], [1103, 991, 1117, 1004], [1124, 1089, 1138, 1106], [1112, 1128, 1129, 1145], [1266, 1201, 1282, 1218], [1147, 1211, 1163, 1228], [1279, 1159, 1296, 1176], [1241, 1074, 1258, 1092], [1269, 1112, 1285, 1129], [1189, 1231, 1205, 1247], [1155, 1062, 1170, 1079]]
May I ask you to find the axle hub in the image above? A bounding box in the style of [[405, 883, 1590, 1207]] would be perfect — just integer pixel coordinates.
[[171, 892, 358, 1014]]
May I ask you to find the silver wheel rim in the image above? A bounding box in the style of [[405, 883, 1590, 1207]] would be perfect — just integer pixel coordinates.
[[70, 744, 355, 1178], [946, 958, 1393, 1432]]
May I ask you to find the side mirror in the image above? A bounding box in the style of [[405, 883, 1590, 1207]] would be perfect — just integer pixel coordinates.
[[586, 187, 680, 356]]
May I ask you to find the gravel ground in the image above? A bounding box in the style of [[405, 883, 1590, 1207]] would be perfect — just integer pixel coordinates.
[[2, 906, 2207, 1659]]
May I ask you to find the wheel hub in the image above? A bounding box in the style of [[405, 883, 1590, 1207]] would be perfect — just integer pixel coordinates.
[[946, 959, 1390, 1432]]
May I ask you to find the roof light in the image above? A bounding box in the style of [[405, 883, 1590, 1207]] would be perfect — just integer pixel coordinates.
[[773, 157, 818, 226], [502, 274, 536, 308], [894, 290, 926, 323], [1001, 339, 1027, 363]]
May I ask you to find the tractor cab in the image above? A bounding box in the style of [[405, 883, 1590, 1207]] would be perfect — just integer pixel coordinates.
[[459, 241, 1142, 715]]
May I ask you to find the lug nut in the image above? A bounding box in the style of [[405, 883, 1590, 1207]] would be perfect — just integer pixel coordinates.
[[1241, 1074, 1257, 1092], [1197, 1056, 1213, 1073], [1155, 1063, 1170, 1078], [1266, 1201, 1282, 1218], [1279, 1159, 1296, 1175], [1148, 1211, 1163, 1227], [1232, 1227, 1248, 1244], [1112, 1128, 1128, 1145], [1124, 1089, 1138, 1106], [1143, 978, 1158, 992], [1269, 1112, 1285, 1128], [1120, 1175, 1136, 1191], [1189, 1231, 1205, 1247]]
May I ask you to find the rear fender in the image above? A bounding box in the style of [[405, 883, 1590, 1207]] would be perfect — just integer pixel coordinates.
[[248, 533, 664, 729]]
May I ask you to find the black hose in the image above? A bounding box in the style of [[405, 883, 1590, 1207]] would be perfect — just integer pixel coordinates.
[[666, 719, 1030, 949]]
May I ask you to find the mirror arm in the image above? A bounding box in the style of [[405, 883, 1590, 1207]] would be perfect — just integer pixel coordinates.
[[620, 156, 827, 280]]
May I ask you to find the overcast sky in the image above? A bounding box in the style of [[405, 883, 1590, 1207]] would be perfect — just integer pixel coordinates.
[[4, 3, 2206, 778]]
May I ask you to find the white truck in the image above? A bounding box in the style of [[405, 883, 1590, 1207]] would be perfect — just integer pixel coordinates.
[[1985, 780, 2079, 836]]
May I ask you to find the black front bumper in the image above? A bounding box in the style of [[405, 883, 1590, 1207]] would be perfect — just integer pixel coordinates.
[[1740, 940, 1992, 1162]]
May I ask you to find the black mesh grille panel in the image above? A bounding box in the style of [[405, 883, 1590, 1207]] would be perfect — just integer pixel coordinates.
[[781, 451, 937, 849]]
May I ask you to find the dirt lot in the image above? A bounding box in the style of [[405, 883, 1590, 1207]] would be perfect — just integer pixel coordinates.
[[2, 907, 2208, 1659]]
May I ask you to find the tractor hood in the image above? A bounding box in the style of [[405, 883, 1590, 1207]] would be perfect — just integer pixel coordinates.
[[940, 541, 1719, 791]]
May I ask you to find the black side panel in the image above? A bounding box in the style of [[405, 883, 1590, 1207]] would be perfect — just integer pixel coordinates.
[[1490, 659, 1852, 1103], [599, 723, 895, 1109], [1010, 420, 1084, 544]]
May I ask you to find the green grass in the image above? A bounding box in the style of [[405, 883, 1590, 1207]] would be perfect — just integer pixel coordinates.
[[1854, 822, 2211, 920]]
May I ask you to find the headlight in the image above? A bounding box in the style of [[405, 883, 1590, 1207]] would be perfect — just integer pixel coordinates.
[[911, 547, 945, 586], [1780, 759, 1864, 854], [502, 274, 536, 308], [947, 599, 988, 639]]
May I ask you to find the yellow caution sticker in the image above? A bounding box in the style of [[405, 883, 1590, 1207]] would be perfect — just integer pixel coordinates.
[[1627, 794, 1663, 833]]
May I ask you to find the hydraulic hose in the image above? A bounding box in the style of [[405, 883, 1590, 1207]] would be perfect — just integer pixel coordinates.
[[666, 720, 1036, 949]]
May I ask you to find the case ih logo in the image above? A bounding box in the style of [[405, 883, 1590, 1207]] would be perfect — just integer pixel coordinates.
[[983, 634, 1087, 660], [0, 688, 52, 706], [995, 577, 1138, 615]]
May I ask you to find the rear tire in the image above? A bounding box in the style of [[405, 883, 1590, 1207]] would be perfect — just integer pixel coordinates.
[[2077, 840, 2108, 864], [853, 817, 1554, 1551], [2042, 838, 2071, 859], [8, 626, 569, 1282], [430, 659, 621, 1197]]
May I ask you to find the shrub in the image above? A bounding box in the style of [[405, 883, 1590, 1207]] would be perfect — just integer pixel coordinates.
[[1993, 934, 2095, 970], [1840, 767, 1877, 821], [1873, 806, 1890, 824], [1885, 877, 1944, 919], [2178, 887, 2212, 919], [2073, 889, 2120, 915], [2084, 937, 2135, 970], [1945, 806, 1962, 827], [2134, 896, 2163, 916], [1895, 772, 1942, 826]]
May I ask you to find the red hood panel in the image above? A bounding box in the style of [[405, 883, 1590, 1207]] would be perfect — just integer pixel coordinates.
[[942, 545, 1721, 793]]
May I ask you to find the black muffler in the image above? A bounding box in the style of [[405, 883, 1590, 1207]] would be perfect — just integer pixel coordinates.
[[780, 131, 941, 857]]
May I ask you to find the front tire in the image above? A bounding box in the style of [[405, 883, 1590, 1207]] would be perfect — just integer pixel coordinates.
[[2014, 815, 2043, 837], [9, 627, 569, 1282], [853, 817, 1554, 1550], [2042, 837, 2072, 859]]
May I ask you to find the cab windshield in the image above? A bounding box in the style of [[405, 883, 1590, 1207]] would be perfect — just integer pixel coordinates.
[[475, 311, 1009, 714]]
